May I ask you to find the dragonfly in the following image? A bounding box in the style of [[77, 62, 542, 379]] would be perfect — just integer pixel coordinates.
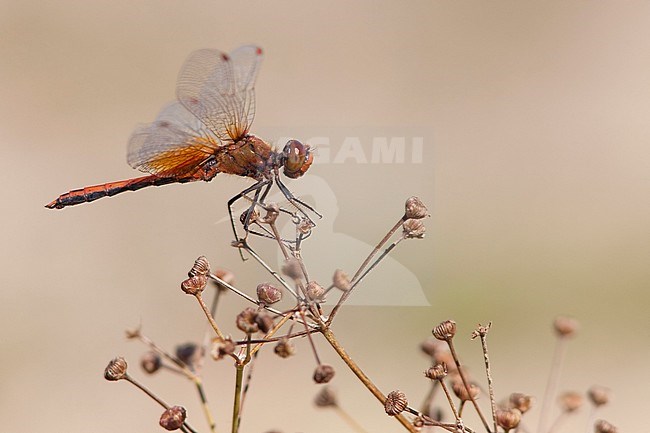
[[46, 45, 317, 239]]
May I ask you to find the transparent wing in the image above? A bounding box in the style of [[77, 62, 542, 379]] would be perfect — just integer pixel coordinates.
[[127, 101, 219, 177], [176, 45, 263, 142]]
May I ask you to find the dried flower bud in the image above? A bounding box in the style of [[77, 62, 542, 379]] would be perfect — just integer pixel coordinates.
[[496, 408, 522, 431], [587, 386, 610, 407], [332, 269, 351, 291], [281, 258, 303, 280], [313, 364, 335, 384], [274, 338, 295, 358], [509, 393, 534, 413], [297, 217, 315, 235], [452, 380, 480, 401], [211, 337, 236, 360], [306, 280, 325, 302], [140, 351, 162, 374], [432, 320, 457, 341], [255, 312, 274, 334], [257, 283, 282, 305], [594, 419, 618, 433], [384, 390, 408, 416], [214, 268, 235, 286], [553, 316, 579, 337], [188, 256, 210, 277], [405, 196, 429, 219], [104, 357, 127, 381], [175, 342, 203, 369], [262, 203, 280, 224], [236, 307, 260, 334], [181, 275, 207, 295], [425, 363, 448, 381], [125, 327, 141, 339], [559, 391, 583, 412], [159, 406, 186, 431], [240, 207, 260, 225], [403, 218, 426, 239], [314, 386, 338, 407]]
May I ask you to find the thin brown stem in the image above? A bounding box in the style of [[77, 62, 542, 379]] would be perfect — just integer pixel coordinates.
[[439, 380, 461, 422], [332, 405, 369, 433], [351, 216, 405, 282], [132, 331, 216, 430], [328, 237, 404, 324], [420, 380, 439, 416], [236, 241, 299, 298], [231, 362, 245, 433], [193, 378, 216, 432], [249, 312, 294, 357], [537, 337, 568, 433], [546, 411, 569, 433], [124, 375, 197, 433], [447, 340, 492, 433], [195, 294, 225, 340], [473, 323, 497, 433], [320, 326, 417, 433]]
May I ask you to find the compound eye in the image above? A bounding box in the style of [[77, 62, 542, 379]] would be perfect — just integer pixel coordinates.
[[283, 140, 313, 178]]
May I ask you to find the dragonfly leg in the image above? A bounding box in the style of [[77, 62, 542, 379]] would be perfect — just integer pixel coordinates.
[[227, 179, 272, 242], [275, 174, 323, 220]]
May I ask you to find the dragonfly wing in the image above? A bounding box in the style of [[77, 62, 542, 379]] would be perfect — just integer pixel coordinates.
[[176, 46, 263, 142], [127, 101, 219, 177]]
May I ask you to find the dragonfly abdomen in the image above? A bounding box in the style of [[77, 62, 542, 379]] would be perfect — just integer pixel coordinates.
[[45, 174, 196, 209]]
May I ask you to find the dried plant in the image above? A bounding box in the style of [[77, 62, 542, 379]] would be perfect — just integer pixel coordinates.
[[96, 191, 617, 433]]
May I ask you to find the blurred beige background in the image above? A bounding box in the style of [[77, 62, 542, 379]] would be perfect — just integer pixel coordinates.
[[1, 1, 649, 432]]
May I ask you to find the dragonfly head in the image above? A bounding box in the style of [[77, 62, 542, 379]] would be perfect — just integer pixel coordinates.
[[282, 140, 313, 179]]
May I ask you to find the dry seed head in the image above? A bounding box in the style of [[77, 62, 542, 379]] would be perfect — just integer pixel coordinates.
[[405, 196, 429, 219], [424, 363, 448, 381], [420, 338, 455, 370], [332, 269, 351, 291], [384, 390, 408, 416], [559, 391, 583, 412], [403, 218, 426, 239], [240, 207, 260, 225], [188, 256, 210, 277], [420, 338, 441, 357], [104, 357, 127, 381], [159, 406, 186, 431], [432, 320, 457, 341], [281, 258, 303, 280], [509, 393, 534, 413], [211, 337, 236, 360], [587, 385, 610, 407], [257, 283, 282, 305], [452, 380, 480, 401], [313, 364, 335, 384], [553, 316, 579, 337], [140, 351, 162, 374], [236, 307, 260, 334], [181, 275, 207, 295], [125, 327, 141, 339], [496, 408, 522, 431], [314, 386, 338, 407], [175, 342, 203, 369], [262, 202, 280, 224], [255, 312, 275, 334], [594, 419, 618, 433], [274, 338, 295, 358], [297, 217, 315, 235], [306, 280, 326, 302]]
